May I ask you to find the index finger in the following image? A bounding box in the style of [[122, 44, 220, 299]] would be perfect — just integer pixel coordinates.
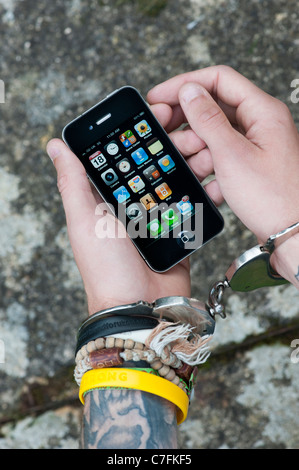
[[147, 65, 264, 107], [147, 65, 274, 131]]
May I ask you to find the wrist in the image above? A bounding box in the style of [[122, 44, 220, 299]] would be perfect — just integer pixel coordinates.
[[270, 232, 299, 289], [87, 296, 139, 316], [87, 298, 118, 316]]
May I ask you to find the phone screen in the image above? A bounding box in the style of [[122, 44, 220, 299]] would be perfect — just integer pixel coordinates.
[[62, 87, 224, 272]]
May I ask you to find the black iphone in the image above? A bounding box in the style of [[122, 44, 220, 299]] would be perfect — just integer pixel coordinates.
[[62, 86, 224, 272]]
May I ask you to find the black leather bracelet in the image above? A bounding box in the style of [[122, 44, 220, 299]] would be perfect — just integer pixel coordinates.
[[75, 315, 158, 353]]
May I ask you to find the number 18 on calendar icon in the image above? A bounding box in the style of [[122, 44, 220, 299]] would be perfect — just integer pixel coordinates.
[[89, 151, 106, 169]]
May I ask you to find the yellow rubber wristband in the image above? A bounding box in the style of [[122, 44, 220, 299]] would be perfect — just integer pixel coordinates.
[[79, 368, 189, 425]]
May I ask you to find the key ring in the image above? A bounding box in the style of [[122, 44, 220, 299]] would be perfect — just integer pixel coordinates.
[[206, 280, 229, 319]]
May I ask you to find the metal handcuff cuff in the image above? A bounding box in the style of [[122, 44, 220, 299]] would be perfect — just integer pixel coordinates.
[[77, 222, 299, 345]]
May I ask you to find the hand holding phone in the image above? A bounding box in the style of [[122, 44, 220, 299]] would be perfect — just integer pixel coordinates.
[[62, 86, 224, 272]]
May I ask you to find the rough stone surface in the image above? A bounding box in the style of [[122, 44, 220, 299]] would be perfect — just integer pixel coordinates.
[[0, 0, 299, 449]]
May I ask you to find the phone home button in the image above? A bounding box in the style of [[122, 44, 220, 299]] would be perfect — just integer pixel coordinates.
[[177, 230, 195, 248]]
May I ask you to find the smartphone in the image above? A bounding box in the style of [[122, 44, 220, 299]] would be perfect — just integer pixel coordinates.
[[62, 86, 224, 272]]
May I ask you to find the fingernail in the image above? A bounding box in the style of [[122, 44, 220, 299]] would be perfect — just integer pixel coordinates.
[[181, 83, 207, 104], [47, 145, 60, 162]]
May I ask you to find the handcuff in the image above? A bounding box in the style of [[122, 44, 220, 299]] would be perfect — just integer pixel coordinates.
[[206, 221, 299, 319], [77, 296, 216, 351], [77, 221, 299, 348]]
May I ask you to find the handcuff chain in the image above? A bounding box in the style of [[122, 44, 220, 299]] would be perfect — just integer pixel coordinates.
[[206, 280, 230, 319]]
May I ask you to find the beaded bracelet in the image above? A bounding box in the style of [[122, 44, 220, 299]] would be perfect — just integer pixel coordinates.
[[79, 368, 189, 425], [76, 336, 182, 368], [75, 336, 145, 361], [74, 337, 195, 393]]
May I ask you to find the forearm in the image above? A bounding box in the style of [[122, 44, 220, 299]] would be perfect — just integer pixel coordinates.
[[75, 315, 194, 449], [82, 388, 178, 449]]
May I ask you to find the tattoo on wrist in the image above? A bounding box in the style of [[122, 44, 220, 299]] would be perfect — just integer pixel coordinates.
[[82, 388, 178, 449], [295, 266, 299, 282]]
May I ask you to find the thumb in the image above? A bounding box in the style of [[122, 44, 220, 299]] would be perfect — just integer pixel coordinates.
[[47, 138, 97, 227], [178, 82, 246, 159]]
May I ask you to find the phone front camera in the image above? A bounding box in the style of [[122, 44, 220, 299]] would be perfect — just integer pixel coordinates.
[[89, 125, 94, 130]]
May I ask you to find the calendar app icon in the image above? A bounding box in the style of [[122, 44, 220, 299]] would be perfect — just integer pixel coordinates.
[[89, 150, 106, 169]]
